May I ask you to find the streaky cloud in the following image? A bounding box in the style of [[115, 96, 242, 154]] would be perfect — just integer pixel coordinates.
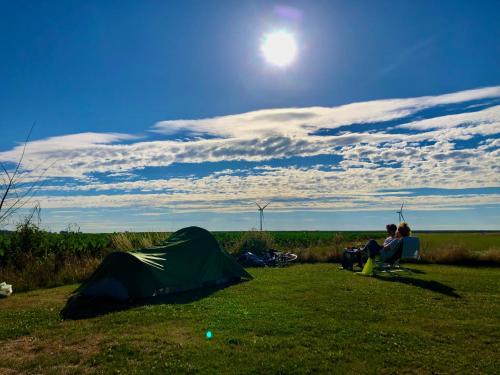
[[0, 86, 499, 214]]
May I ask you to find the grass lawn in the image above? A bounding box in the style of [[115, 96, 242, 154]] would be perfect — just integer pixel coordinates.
[[1, 264, 499, 374]]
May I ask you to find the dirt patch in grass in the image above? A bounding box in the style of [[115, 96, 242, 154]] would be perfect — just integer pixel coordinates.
[[141, 324, 193, 347], [115, 321, 197, 350], [0, 334, 104, 373], [0, 336, 42, 363], [0, 286, 72, 311]]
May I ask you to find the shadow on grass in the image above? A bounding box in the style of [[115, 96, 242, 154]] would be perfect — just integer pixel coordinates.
[[398, 267, 426, 274], [61, 280, 243, 320], [341, 266, 426, 274], [373, 275, 461, 298]]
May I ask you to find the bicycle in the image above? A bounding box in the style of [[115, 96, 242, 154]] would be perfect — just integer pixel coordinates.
[[264, 249, 298, 267], [236, 249, 298, 267]]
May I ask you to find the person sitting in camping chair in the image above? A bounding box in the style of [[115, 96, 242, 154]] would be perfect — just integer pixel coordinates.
[[341, 224, 397, 270], [359, 222, 417, 275], [383, 223, 398, 246], [363, 222, 410, 260]]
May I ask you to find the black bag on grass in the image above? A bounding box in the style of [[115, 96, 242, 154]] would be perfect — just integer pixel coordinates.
[[341, 248, 367, 271]]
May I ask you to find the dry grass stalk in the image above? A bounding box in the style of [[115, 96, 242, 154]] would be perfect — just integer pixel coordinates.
[[110, 233, 133, 251]]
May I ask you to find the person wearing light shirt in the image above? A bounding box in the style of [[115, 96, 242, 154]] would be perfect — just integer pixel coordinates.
[[363, 222, 411, 261], [383, 224, 397, 246]]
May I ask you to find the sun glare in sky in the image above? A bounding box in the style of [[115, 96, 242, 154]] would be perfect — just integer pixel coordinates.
[[260, 30, 298, 67]]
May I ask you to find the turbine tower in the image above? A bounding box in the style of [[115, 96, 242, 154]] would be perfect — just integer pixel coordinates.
[[396, 202, 406, 223], [255, 201, 270, 231]]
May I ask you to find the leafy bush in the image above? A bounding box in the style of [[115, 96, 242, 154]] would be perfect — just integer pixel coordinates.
[[7, 219, 47, 269]]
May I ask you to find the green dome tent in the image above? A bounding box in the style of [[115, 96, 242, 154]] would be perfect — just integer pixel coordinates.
[[77, 226, 252, 300]]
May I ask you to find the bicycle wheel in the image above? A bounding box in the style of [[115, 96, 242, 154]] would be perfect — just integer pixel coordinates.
[[275, 252, 297, 266], [282, 252, 298, 262]]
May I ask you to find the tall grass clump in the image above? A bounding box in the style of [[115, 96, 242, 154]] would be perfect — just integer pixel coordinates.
[[420, 245, 471, 264], [419, 244, 500, 266], [477, 249, 500, 264], [0, 255, 103, 292], [110, 232, 169, 251], [234, 230, 275, 256], [217, 231, 386, 259], [416, 232, 500, 265], [269, 231, 377, 263], [110, 232, 134, 251]]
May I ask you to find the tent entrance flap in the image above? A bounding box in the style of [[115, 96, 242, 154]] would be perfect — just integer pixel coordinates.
[[84, 277, 129, 300]]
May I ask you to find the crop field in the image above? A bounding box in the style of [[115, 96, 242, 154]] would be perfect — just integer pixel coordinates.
[[2, 229, 498, 261], [1, 264, 499, 374]]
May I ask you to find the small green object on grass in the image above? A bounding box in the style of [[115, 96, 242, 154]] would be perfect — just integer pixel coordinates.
[[206, 330, 213, 340], [359, 257, 374, 276]]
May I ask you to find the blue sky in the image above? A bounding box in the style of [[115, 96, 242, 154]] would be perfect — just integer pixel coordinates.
[[0, 0, 499, 232]]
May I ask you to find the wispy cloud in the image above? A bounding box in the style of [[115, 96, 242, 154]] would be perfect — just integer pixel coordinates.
[[153, 86, 500, 137], [0, 86, 499, 215]]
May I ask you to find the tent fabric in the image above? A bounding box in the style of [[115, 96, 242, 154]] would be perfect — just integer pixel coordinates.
[[78, 226, 252, 300]]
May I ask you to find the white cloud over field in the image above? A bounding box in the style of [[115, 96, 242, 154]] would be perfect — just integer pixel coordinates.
[[30, 189, 500, 212], [0, 86, 499, 213]]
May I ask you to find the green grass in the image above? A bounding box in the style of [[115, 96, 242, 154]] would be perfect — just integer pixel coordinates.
[[1, 264, 499, 374]]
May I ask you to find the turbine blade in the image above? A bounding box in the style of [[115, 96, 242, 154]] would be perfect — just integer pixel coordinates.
[[263, 201, 270, 209]]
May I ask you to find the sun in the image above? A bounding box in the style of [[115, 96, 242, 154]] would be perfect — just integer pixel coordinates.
[[260, 30, 298, 67]]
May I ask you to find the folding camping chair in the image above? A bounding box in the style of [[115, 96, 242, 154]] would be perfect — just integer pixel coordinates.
[[372, 236, 420, 276]]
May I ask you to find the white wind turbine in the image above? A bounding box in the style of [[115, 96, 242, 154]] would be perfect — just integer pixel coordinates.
[[255, 201, 270, 231], [396, 202, 406, 223]]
